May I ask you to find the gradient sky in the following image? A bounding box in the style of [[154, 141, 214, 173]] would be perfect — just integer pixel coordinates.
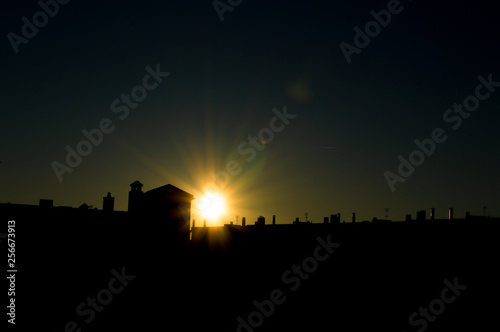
[[1, 0, 499, 224]]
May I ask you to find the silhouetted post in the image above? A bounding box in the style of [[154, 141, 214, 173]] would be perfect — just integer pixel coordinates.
[[449, 208, 454, 220], [330, 214, 334, 223], [430, 208, 435, 220], [352, 212, 356, 223], [272, 215, 276, 225], [242, 217, 246, 226]]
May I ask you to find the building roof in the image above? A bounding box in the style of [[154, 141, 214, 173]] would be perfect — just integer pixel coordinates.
[[145, 184, 194, 200], [130, 180, 144, 188]]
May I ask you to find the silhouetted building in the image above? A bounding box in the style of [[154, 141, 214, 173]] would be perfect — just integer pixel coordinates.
[[416, 210, 426, 221], [126, 181, 195, 245], [145, 184, 194, 244]]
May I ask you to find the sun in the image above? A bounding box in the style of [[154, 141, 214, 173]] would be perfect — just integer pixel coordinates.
[[199, 192, 226, 221]]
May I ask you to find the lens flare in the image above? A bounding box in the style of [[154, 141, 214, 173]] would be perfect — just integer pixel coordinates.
[[199, 192, 226, 220]]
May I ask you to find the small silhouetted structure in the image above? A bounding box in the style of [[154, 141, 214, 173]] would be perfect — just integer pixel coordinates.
[[103, 192, 114, 212], [352, 212, 356, 223], [128, 181, 144, 212], [329, 213, 341, 224], [449, 208, 454, 220], [416, 210, 426, 221], [39, 199, 53, 209], [78, 203, 89, 210]]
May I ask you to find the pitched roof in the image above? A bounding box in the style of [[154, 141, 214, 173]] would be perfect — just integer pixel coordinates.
[[145, 184, 194, 200]]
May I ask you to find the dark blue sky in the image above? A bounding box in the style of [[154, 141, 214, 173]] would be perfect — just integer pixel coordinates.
[[1, 0, 499, 223]]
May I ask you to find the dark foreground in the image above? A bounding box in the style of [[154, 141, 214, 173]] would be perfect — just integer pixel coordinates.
[[2, 208, 499, 331]]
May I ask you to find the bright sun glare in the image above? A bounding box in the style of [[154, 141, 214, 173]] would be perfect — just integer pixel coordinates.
[[199, 192, 226, 221]]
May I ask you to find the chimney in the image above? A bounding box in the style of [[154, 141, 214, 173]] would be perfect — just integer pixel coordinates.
[[416, 210, 425, 221], [272, 215, 276, 225], [430, 208, 435, 220], [449, 208, 454, 220], [242, 217, 246, 226], [324, 217, 329, 224], [352, 212, 356, 223], [103, 192, 114, 212], [128, 180, 144, 212], [405, 214, 412, 222]]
